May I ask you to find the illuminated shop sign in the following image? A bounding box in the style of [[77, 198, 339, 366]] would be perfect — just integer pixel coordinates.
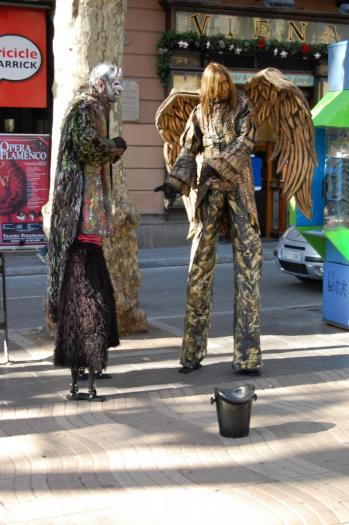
[[176, 12, 348, 44], [0, 35, 42, 82], [0, 7, 47, 108]]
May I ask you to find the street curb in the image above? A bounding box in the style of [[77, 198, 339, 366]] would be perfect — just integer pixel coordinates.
[[6, 251, 275, 276], [6, 265, 48, 277], [140, 253, 274, 268]]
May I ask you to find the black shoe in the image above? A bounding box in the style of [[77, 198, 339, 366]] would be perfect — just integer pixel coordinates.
[[178, 362, 202, 374], [66, 390, 105, 402], [232, 363, 261, 376]]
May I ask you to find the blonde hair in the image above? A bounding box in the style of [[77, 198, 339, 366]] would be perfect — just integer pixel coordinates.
[[200, 62, 237, 118]]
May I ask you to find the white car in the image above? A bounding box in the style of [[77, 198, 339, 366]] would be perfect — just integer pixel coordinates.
[[274, 226, 323, 281]]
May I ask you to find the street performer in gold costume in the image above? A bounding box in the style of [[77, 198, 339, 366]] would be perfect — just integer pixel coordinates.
[[156, 63, 262, 374], [155, 62, 316, 375]]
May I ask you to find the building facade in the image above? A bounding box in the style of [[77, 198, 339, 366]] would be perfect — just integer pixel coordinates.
[[1, 0, 349, 247], [123, 0, 348, 246]]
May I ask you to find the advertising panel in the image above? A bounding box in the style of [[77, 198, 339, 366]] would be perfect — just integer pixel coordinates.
[[0, 7, 47, 108], [0, 134, 50, 249]]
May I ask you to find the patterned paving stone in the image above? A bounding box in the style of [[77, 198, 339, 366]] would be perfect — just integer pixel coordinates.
[[1, 318, 349, 524]]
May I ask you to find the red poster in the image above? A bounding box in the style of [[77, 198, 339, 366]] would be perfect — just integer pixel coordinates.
[[0, 134, 50, 248], [0, 7, 47, 108]]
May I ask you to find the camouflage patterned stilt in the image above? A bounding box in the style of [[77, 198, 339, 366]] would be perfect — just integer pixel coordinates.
[[228, 191, 263, 370], [180, 190, 223, 366], [181, 188, 263, 371]]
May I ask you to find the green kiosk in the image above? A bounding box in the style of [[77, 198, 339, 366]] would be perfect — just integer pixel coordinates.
[[298, 40, 349, 328]]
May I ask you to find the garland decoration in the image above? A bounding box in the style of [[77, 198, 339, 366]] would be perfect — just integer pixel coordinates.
[[157, 31, 328, 86]]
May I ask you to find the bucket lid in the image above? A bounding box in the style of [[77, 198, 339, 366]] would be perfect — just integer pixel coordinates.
[[214, 384, 256, 404]]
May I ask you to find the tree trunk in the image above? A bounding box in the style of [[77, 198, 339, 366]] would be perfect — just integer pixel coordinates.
[[49, 0, 147, 334]]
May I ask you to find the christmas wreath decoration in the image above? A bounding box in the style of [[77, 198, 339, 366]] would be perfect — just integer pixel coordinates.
[[157, 31, 328, 86]]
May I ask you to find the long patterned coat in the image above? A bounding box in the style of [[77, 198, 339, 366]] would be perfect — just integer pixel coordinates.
[[48, 89, 118, 323]]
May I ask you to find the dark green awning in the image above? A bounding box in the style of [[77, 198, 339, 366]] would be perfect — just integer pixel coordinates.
[[312, 90, 349, 127]]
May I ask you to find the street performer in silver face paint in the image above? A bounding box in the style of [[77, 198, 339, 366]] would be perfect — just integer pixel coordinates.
[[48, 63, 127, 400], [155, 62, 263, 375]]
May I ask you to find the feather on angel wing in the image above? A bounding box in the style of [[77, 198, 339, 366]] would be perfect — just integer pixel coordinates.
[[155, 89, 200, 232], [244, 67, 317, 219], [155, 89, 200, 171]]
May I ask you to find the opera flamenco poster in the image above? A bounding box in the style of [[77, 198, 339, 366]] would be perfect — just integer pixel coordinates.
[[0, 134, 50, 248], [0, 6, 47, 108]]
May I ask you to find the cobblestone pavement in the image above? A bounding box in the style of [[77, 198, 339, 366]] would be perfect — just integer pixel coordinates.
[[1, 307, 349, 525]]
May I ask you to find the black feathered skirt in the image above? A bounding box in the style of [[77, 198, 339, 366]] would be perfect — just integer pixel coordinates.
[[54, 241, 119, 371]]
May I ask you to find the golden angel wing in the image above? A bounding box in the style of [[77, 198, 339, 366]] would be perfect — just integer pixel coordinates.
[[244, 67, 317, 219], [155, 89, 200, 235], [155, 89, 200, 171]]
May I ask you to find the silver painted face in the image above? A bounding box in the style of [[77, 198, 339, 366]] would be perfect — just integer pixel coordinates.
[[103, 75, 123, 103]]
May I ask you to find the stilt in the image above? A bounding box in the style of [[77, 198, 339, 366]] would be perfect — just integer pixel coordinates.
[[66, 367, 105, 402], [87, 368, 106, 401], [66, 367, 79, 400]]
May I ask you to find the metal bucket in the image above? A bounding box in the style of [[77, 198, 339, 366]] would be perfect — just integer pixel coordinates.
[[211, 384, 257, 438]]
